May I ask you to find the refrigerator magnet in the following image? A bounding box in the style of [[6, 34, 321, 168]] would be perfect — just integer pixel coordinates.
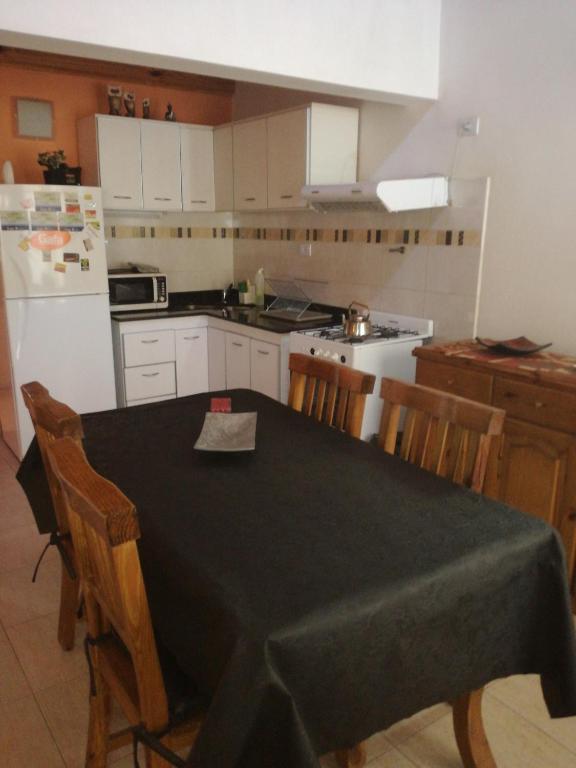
[[84, 209, 97, 219], [1, 211, 29, 230], [88, 222, 101, 237], [65, 203, 81, 214], [34, 191, 61, 212], [58, 213, 84, 231], [18, 238, 30, 252], [31, 212, 58, 231], [83, 193, 93, 201], [63, 252, 79, 263], [83, 238, 94, 252], [54, 262, 66, 273], [42, 251, 52, 262], [80, 258, 90, 271], [64, 192, 79, 204]]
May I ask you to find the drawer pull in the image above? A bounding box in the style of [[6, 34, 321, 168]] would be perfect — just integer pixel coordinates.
[[280, 194, 294, 200], [142, 372, 160, 378], [232, 341, 244, 347], [154, 197, 172, 201], [113, 195, 132, 199], [244, 197, 256, 202], [183, 335, 200, 340], [190, 200, 207, 204], [257, 350, 270, 356], [141, 339, 159, 344]]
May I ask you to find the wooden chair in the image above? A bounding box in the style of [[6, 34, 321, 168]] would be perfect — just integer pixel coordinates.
[[47, 435, 204, 768], [288, 353, 375, 439], [21, 381, 83, 650], [378, 377, 505, 493]]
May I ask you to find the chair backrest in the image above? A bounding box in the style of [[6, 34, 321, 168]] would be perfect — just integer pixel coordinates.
[[47, 436, 169, 731], [378, 377, 505, 493], [21, 381, 84, 534], [288, 353, 375, 438]]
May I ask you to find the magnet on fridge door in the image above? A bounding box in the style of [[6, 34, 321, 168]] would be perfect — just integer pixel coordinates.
[[34, 191, 61, 212], [83, 238, 94, 252], [54, 262, 66, 273], [80, 258, 90, 271], [63, 252, 79, 263], [1, 211, 29, 230]]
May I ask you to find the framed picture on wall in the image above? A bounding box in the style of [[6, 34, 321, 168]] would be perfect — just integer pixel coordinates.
[[14, 98, 54, 139]]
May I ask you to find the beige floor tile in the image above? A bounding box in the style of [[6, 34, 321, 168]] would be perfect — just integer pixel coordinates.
[[488, 675, 576, 757], [37, 674, 132, 768], [0, 695, 65, 767], [383, 702, 451, 746], [0, 523, 49, 574], [368, 747, 417, 767], [7, 611, 86, 692], [397, 695, 576, 768], [0, 546, 61, 627], [0, 635, 31, 703], [0, 490, 35, 534]]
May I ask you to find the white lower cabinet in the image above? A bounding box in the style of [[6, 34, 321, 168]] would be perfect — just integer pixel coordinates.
[[225, 332, 251, 389], [124, 363, 176, 402], [127, 394, 176, 407], [207, 328, 227, 391], [250, 340, 280, 399], [176, 328, 209, 396], [123, 330, 175, 367]]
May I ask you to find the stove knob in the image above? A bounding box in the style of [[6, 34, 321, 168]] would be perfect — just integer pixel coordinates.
[[310, 347, 315, 355], [340, 355, 346, 364]]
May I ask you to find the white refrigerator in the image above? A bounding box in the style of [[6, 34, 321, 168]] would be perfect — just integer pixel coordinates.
[[0, 184, 116, 459]]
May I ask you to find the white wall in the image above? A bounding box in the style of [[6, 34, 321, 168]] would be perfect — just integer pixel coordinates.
[[371, 0, 576, 354], [0, 0, 441, 102]]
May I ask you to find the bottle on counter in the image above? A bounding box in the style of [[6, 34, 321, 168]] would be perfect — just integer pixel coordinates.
[[255, 267, 265, 307]]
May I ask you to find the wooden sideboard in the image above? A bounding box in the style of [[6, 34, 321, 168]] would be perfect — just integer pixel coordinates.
[[414, 341, 576, 608]]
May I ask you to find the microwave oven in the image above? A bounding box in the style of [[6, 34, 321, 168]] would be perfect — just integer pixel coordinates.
[[108, 272, 168, 311]]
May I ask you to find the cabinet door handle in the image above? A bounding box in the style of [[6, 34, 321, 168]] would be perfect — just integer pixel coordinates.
[[244, 197, 256, 202], [142, 372, 160, 378], [280, 194, 294, 200], [190, 200, 207, 204], [183, 335, 200, 340], [113, 195, 132, 199], [232, 341, 244, 347], [257, 350, 270, 356], [141, 339, 159, 344], [154, 197, 172, 201]]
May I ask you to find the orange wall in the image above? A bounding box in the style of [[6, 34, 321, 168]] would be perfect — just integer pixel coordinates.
[[0, 64, 233, 183]]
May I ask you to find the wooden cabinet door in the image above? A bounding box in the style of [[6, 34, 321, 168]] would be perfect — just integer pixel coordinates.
[[175, 328, 209, 397], [140, 121, 182, 211], [208, 328, 227, 391], [225, 332, 251, 389], [485, 417, 576, 590], [267, 108, 308, 209], [180, 126, 215, 212], [233, 119, 267, 210], [213, 125, 234, 211], [250, 340, 280, 400], [97, 116, 143, 209]]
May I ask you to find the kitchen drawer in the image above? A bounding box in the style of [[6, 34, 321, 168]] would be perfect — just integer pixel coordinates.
[[124, 363, 176, 401], [416, 360, 493, 404], [493, 378, 576, 433], [123, 330, 175, 367], [127, 394, 176, 407]]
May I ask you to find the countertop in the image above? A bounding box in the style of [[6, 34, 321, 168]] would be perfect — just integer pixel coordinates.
[[110, 291, 341, 334]]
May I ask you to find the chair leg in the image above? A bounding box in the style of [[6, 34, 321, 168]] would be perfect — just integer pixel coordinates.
[[334, 743, 367, 768], [57, 560, 79, 650], [453, 688, 496, 768], [85, 672, 111, 768]]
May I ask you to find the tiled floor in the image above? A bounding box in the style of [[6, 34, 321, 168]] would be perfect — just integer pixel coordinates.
[[1, 438, 576, 767]]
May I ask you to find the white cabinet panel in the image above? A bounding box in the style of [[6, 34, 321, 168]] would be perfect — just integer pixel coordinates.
[[308, 103, 359, 184], [225, 332, 251, 389], [250, 339, 280, 400], [181, 126, 215, 212], [123, 330, 175, 367], [233, 119, 267, 210], [267, 108, 308, 209], [141, 121, 182, 211], [213, 125, 234, 211], [208, 328, 227, 391], [176, 327, 209, 396], [124, 362, 176, 401], [96, 116, 143, 209], [127, 394, 176, 407]]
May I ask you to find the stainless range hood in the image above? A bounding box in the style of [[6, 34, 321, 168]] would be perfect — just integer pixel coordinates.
[[301, 176, 449, 213]]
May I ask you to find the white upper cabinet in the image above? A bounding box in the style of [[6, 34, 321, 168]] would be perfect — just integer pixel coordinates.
[[267, 108, 308, 209], [180, 125, 215, 212], [307, 103, 359, 184], [213, 125, 234, 211], [141, 121, 182, 211], [233, 118, 268, 211], [78, 115, 143, 210]]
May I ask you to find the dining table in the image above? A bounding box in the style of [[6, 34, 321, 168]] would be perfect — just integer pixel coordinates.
[[17, 388, 576, 768]]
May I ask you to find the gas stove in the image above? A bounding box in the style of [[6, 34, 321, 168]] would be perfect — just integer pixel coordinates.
[[289, 311, 433, 440]]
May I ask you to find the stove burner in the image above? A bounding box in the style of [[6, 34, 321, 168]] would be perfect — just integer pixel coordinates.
[[304, 324, 420, 342]]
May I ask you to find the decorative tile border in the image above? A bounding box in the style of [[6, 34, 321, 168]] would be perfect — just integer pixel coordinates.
[[105, 225, 481, 247]]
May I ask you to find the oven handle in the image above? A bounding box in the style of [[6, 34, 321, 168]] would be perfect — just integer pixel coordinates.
[[152, 278, 159, 303]]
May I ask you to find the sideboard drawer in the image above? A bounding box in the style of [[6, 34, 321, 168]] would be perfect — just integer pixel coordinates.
[[493, 378, 576, 433], [123, 330, 175, 367], [416, 360, 493, 403], [124, 363, 176, 401]]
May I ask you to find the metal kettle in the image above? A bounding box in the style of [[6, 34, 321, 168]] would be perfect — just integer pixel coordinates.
[[342, 301, 372, 338]]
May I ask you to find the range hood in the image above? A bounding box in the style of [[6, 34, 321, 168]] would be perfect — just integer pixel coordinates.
[[301, 176, 449, 213]]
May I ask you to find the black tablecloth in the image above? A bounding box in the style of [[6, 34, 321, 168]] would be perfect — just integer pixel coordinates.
[[17, 390, 576, 768]]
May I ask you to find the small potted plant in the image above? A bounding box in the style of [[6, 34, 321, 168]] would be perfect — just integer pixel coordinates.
[[37, 150, 82, 185]]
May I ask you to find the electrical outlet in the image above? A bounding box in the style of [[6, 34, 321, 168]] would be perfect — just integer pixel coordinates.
[[299, 243, 312, 256], [458, 117, 480, 137]]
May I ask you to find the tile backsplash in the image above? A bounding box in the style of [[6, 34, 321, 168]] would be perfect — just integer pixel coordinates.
[[103, 178, 489, 342]]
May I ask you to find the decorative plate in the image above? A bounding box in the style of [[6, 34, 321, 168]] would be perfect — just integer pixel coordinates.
[[475, 336, 552, 356], [194, 412, 257, 452]]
